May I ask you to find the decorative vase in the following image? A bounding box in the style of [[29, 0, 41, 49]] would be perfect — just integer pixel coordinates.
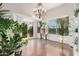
[[14, 47, 22, 56]]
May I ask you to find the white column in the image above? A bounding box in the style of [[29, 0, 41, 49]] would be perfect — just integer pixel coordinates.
[[33, 20, 38, 38]]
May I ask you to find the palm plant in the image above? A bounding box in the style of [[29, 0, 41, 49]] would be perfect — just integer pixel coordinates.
[[0, 20, 28, 56], [0, 3, 28, 56], [0, 30, 10, 56], [0, 17, 14, 31], [0, 30, 22, 56], [0, 3, 10, 17], [74, 8, 79, 17]]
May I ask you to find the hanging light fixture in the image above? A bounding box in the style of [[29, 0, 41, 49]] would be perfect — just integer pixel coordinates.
[[33, 3, 46, 21], [33, 3, 47, 39]]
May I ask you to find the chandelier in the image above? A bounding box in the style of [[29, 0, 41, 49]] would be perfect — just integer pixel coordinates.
[[33, 3, 46, 21], [33, 3, 47, 39]]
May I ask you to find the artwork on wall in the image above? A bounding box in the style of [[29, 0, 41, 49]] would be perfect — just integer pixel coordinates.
[[57, 16, 69, 36]]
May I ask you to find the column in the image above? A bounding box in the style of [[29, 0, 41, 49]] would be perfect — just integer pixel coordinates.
[[33, 19, 38, 39]]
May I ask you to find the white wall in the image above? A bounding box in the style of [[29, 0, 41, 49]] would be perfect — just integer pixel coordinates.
[[37, 33, 74, 47], [45, 3, 75, 20]]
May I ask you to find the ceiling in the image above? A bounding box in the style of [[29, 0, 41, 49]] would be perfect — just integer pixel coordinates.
[[2, 3, 63, 17]]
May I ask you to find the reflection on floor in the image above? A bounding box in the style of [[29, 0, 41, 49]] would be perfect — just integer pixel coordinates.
[[22, 39, 73, 56]]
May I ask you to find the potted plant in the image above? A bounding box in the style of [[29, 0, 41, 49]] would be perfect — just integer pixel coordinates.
[[0, 17, 28, 56], [0, 3, 28, 56], [13, 36, 28, 56], [74, 8, 79, 17]]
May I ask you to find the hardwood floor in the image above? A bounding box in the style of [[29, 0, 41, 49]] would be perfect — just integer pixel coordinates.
[[21, 39, 73, 56]]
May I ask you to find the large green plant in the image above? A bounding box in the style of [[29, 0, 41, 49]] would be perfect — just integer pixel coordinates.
[[0, 30, 22, 56], [0, 30, 9, 56], [0, 18, 28, 56], [0, 22, 28, 56], [12, 21, 21, 34], [11, 21, 28, 38], [0, 3, 28, 56], [0, 17, 14, 31]]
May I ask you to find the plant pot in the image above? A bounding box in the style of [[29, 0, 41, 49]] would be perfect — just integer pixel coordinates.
[[14, 47, 22, 56], [14, 50, 22, 56]]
